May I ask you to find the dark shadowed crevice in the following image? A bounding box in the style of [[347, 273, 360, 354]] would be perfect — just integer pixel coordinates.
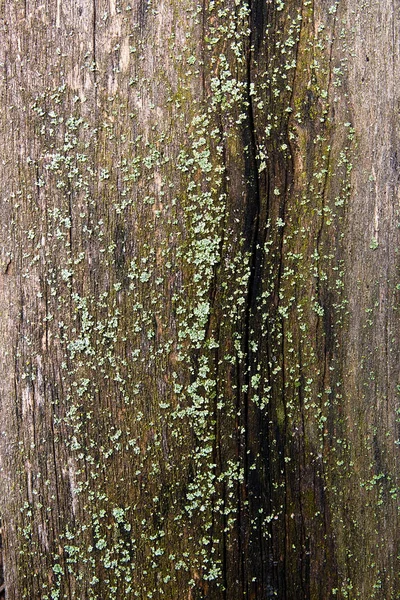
[[0, 522, 4, 599], [239, 1, 265, 596], [138, 0, 150, 31]]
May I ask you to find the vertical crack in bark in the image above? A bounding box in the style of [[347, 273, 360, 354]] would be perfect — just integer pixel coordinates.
[[273, 112, 290, 600], [92, 0, 97, 109], [212, 323, 228, 600], [296, 340, 309, 599], [241, 0, 262, 593], [201, 0, 206, 102], [0, 522, 4, 599], [138, 0, 149, 30], [213, 119, 230, 599]]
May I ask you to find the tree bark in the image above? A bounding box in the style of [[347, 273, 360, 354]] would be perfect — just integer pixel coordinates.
[[0, 1, 399, 599]]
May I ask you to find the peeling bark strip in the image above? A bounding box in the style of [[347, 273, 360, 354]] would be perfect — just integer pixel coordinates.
[[0, 1, 399, 598]]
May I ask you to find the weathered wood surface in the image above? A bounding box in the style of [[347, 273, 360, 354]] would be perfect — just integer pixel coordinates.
[[0, 1, 399, 598]]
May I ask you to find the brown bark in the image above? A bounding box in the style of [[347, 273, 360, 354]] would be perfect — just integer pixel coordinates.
[[0, 1, 399, 599]]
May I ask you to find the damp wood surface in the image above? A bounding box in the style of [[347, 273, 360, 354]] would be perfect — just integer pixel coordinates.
[[0, 1, 399, 599]]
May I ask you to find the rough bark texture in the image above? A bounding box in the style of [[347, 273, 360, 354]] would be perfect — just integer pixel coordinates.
[[0, 1, 399, 599]]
